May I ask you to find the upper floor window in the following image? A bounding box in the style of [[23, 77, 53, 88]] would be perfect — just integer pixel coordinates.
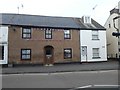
[[64, 30, 71, 39], [21, 49, 31, 60], [92, 30, 99, 40], [22, 28, 31, 39], [45, 28, 52, 39]]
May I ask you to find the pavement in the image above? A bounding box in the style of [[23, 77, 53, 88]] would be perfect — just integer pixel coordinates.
[[1, 60, 119, 74]]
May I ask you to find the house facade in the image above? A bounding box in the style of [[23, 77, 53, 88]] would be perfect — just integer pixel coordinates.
[[77, 17, 107, 62], [0, 26, 8, 64], [0, 13, 107, 66], [1, 13, 81, 65], [104, 8, 120, 59]]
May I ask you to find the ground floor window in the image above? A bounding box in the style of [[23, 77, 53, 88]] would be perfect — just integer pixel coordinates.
[[21, 49, 31, 60], [0, 46, 4, 60], [92, 48, 100, 58], [64, 48, 72, 59]]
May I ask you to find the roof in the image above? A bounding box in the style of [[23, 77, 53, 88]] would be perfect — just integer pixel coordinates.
[[74, 18, 105, 30], [0, 13, 105, 30]]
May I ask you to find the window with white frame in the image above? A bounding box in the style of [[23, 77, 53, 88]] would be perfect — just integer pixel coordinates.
[[92, 30, 99, 40], [0, 46, 4, 60], [22, 28, 31, 39], [45, 28, 52, 39], [92, 48, 100, 58], [21, 49, 31, 60], [64, 30, 71, 39], [64, 48, 72, 59]]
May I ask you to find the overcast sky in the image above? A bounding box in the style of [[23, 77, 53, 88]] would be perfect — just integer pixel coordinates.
[[0, 0, 119, 25]]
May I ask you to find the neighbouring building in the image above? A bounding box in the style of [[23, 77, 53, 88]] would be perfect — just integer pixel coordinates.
[[0, 13, 107, 66], [104, 8, 120, 59]]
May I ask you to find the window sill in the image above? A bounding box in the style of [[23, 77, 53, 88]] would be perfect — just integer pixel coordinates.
[[22, 38, 31, 40], [92, 39, 100, 40], [64, 38, 71, 40], [21, 59, 31, 60], [64, 57, 72, 59], [92, 57, 101, 59]]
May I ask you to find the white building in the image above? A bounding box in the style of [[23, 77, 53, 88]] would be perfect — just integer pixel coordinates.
[[104, 8, 119, 59], [0, 26, 8, 64], [78, 16, 107, 62]]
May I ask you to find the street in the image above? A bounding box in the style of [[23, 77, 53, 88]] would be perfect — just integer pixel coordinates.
[[2, 70, 118, 88]]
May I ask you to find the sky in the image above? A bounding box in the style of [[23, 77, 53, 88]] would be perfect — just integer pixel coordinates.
[[0, 0, 120, 25]]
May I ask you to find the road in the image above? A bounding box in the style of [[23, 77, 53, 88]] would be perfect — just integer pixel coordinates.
[[2, 70, 119, 88]]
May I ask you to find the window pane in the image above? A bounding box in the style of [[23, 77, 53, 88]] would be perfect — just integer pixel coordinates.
[[23, 34, 27, 38], [23, 34, 31, 38], [64, 30, 70, 34], [22, 50, 27, 54], [48, 35, 52, 38], [27, 50, 30, 54], [65, 34, 70, 39], [23, 28, 31, 33], [22, 55, 27, 59], [26, 55, 30, 59], [92, 35, 98, 39]]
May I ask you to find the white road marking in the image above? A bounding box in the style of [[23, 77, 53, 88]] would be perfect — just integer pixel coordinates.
[[94, 85, 120, 87], [76, 85, 92, 88], [50, 70, 117, 75], [98, 70, 118, 73], [2, 73, 49, 76]]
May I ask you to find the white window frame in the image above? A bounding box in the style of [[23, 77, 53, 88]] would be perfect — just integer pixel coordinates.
[[21, 49, 31, 60], [64, 48, 72, 59], [22, 28, 31, 39], [92, 48, 100, 58], [92, 30, 99, 40], [64, 30, 71, 39], [45, 28, 52, 39]]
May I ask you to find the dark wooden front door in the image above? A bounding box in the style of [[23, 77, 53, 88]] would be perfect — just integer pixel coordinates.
[[44, 46, 54, 65]]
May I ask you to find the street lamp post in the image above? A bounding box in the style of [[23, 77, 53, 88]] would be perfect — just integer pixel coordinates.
[[112, 16, 120, 61]]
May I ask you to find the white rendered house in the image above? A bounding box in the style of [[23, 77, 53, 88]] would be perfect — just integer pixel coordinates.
[[78, 16, 107, 62], [0, 26, 8, 64]]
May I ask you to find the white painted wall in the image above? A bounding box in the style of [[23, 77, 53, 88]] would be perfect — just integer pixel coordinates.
[[0, 26, 8, 64], [104, 13, 119, 58], [80, 30, 107, 62]]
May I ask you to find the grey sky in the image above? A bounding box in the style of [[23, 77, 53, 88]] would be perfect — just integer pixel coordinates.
[[0, 0, 119, 25]]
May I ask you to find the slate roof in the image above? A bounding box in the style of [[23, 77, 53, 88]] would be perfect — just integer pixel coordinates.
[[0, 13, 105, 30], [74, 18, 105, 30]]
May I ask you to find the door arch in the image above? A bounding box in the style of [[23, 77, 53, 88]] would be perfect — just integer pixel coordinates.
[[44, 45, 54, 65]]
